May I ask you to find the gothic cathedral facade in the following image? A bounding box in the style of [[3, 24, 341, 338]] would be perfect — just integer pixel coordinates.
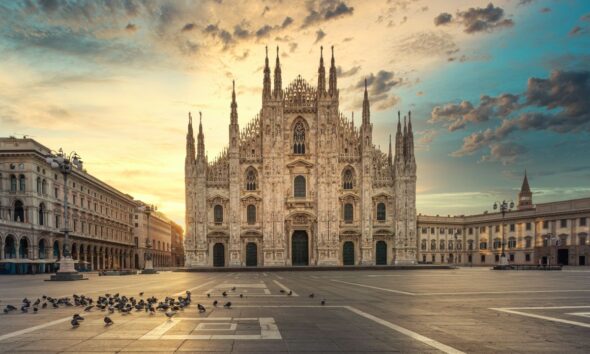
[[184, 47, 417, 267]]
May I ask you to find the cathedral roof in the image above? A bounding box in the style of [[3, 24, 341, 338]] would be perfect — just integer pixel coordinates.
[[520, 170, 531, 194]]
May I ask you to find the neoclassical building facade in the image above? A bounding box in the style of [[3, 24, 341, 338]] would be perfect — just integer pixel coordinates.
[[0, 137, 179, 274], [184, 47, 417, 267], [417, 173, 590, 266]]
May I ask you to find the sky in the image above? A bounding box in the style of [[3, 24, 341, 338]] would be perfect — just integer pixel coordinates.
[[1, 0, 589, 227]]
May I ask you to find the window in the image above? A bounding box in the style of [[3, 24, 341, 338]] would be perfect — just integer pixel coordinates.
[[543, 220, 549, 229], [495, 254, 500, 262], [421, 227, 427, 234], [421, 239, 427, 250], [480, 226, 486, 233], [10, 175, 17, 192], [509, 254, 515, 262], [439, 228, 445, 234], [493, 239, 501, 249], [214, 205, 223, 223], [481, 255, 486, 263], [247, 204, 256, 224], [344, 203, 353, 223], [456, 241, 462, 250], [448, 240, 453, 250], [468, 240, 474, 250], [55, 215, 60, 229], [580, 235, 587, 246], [508, 237, 516, 249], [54, 187, 58, 198], [431, 227, 435, 234], [525, 237, 532, 248], [293, 121, 306, 154], [468, 227, 473, 235], [376, 203, 386, 221], [430, 240, 436, 250], [342, 168, 354, 189], [245, 168, 257, 191], [439, 240, 445, 250], [294, 175, 306, 198], [560, 219, 567, 228], [14, 200, 24, 222], [509, 224, 515, 232], [581, 218, 587, 227], [495, 225, 500, 232], [37, 177, 42, 194], [526, 222, 531, 231], [480, 241, 487, 250], [19, 174, 25, 192], [39, 203, 45, 226], [431, 254, 435, 263]]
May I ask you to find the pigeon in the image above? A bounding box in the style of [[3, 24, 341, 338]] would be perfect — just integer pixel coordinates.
[[213, 300, 218, 307], [223, 302, 232, 309], [73, 314, 84, 321], [287, 290, 292, 296], [231, 287, 236, 291], [148, 306, 155, 315], [321, 299, 326, 306], [71, 318, 80, 328], [104, 316, 113, 326], [197, 304, 206, 313], [207, 293, 211, 298], [165, 310, 177, 319], [33, 307, 38, 313], [139, 292, 144, 297], [222, 291, 227, 297], [42, 302, 47, 309], [279, 289, 285, 293], [309, 293, 315, 298], [84, 305, 94, 312], [20, 306, 28, 313], [239, 294, 243, 298]]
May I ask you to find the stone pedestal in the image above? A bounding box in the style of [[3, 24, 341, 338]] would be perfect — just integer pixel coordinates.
[[48, 257, 86, 281], [141, 259, 158, 274], [500, 255, 508, 266]]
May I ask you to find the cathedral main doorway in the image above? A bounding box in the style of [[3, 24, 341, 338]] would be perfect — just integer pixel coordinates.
[[292, 231, 309, 266], [213, 243, 225, 267], [376, 241, 387, 265], [343, 241, 355, 265], [246, 242, 257, 266]]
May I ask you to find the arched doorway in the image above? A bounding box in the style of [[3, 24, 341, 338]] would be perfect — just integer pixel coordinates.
[[246, 242, 257, 267], [135, 253, 139, 269], [292, 231, 309, 266], [4, 236, 16, 258], [213, 243, 225, 267], [376, 241, 387, 265], [343, 241, 355, 265]]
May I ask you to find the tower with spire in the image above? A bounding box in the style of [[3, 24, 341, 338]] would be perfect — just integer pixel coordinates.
[[184, 45, 417, 267], [518, 170, 534, 210]]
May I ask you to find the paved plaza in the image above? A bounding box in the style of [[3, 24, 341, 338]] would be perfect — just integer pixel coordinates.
[[1, 268, 590, 353]]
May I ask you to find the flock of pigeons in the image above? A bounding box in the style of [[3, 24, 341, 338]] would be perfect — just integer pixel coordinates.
[[2, 286, 327, 329]]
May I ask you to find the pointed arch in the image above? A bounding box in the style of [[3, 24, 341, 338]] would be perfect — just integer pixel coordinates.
[[292, 119, 307, 154], [245, 167, 258, 191], [342, 166, 355, 190]]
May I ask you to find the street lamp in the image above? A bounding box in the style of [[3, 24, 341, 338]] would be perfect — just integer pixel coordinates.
[[141, 204, 158, 274], [493, 200, 514, 267], [454, 232, 459, 266], [46, 148, 85, 281]]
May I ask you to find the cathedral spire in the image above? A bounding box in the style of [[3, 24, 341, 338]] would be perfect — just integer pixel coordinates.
[[388, 134, 392, 165], [518, 169, 533, 210], [263, 46, 271, 101], [273, 46, 282, 99], [186, 112, 195, 162], [317, 46, 326, 97], [197, 111, 205, 159], [362, 78, 370, 125], [231, 80, 238, 125], [395, 111, 403, 164], [406, 111, 415, 163], [328, 45, 337, 97]]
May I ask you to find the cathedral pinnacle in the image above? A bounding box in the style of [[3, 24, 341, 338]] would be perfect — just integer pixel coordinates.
[[231, 80, 238, 125], [362, 78, 370, 125], [273, 46, 282, 98], [328, 45, 337, 97], [186, 111, 195, 163], [263, 46, 271, 100], [317, 46, 326, 96], [197, 111, 205, 159]]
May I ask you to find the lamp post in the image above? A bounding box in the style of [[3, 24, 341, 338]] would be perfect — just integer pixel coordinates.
[[141, 204, 158, 274], [46, 149, 85, 281], [454, 232, 459, 266], [493, 200, 514, 267]]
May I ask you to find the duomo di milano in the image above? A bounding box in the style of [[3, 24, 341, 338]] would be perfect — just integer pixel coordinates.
[[184, 46, 417, 267]]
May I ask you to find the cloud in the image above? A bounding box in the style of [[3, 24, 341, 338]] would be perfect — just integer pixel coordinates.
[[351, 70, 402, 110], [540, 7, 551, 13], [480, 142, 527, 165], [430, 93, 520, 131], [182, 23, 196, 32], [336, 65, 360, 78], [569, 26, 583, 36], [441, 70, 590, 160], [395, 31, 458, 58], [302, 0, 354, 28], [452, 3, 514, 34], [289, 42, 298, 53], [281, 16, 294, 28], [255, 24, 273, 38], [125, 23, 137, 33], [434, 12, 452, 26], [314, 29, 326, 43]]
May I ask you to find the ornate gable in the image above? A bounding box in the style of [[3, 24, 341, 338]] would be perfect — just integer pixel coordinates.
[[284, 76, 317, 113]]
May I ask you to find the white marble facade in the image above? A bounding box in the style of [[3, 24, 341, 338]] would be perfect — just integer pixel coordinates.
[[184, 47, 417, 267]]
